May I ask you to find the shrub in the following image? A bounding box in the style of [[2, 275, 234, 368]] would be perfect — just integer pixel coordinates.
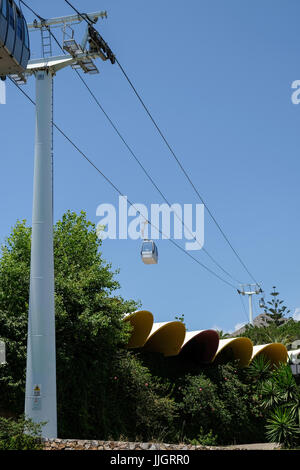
[[247, 358, 300, 447], [1, 213, 298, 445], [0, 213, 139, 439], [188, 428, 218, 446], [246, 355, 273, 385], [108, 352, 178, 442], [176, 373, 230, 444], [266, 406, 300, 448], [205, 363, 265, 444], [0, 416, 44, 450]]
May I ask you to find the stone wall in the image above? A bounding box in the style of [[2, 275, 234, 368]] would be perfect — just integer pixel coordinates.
[[42, 439, 281, 451], [42, 439, 209, 451]]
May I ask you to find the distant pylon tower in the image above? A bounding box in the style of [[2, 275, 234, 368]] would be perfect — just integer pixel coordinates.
[[237, 284, 263, 326]]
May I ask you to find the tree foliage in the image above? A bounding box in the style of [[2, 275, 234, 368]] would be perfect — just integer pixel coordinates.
[[239, 320, 300, 348], [263, 286, 291, 326], [0, 213, 299, 446], [0, 211, 140, 438], [248, 357, 300, 448], [0, 415, 44, 450]]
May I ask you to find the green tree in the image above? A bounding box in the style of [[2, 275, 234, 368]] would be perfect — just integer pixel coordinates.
[[239, 321, 300, 348], [246, 357, 300, 448], [175, 363, 264, 445], [0, 211, 141, 438], [1, 212, 298, 445], [0, 416, 44, 450], [263, 286, 291, 326], [266, 407, 299, 448], [246, 355, 273, 385]]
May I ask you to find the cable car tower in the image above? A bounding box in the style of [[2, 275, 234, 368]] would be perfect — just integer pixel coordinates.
[[237, 284, 263, 326], [18, 10, 114, 439]]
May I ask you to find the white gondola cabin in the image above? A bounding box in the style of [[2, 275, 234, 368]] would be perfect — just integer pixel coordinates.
[[141, 239, 158, 265]]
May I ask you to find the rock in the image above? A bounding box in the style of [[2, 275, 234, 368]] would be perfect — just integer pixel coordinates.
[[140, 442, 150, 450]]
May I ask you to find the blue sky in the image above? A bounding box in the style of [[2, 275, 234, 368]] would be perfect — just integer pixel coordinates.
[[1, 0, 300, 333]]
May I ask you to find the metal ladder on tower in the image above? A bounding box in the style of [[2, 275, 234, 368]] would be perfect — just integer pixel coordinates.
[[41, 25, 53, 58]]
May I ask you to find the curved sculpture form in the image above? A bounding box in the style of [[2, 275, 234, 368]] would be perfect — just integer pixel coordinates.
[[288, 348, 300, 363], [212, 337, 253, 367], [251, 343, 288, 366], [143, 321, 186, 357], [123, 310, 154, 348], [179, 330, 219, 364]]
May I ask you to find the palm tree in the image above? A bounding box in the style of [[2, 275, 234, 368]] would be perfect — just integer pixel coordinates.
[[247, 355, 273, 384], [266, 407, 299, 448]]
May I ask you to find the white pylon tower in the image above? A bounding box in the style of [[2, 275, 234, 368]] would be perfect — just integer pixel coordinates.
[[18, 10, 112, 439], [24, 67, 56, 438], [238, 284, 263, 326]]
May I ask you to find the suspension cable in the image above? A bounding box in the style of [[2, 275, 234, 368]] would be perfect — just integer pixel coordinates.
[[19, 0, 244, 285], [9, 77, 238, 290], [61, 0, 260, 286]]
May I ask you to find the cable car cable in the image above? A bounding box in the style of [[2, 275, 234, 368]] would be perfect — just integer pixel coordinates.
[[71, 68, 243, 284], [9, 77, 238, 290], [114, 59, 260, 286], [47, 20, 244, 283], [18, 1, 243, 284], [63, 0, 94, 26], [19, 0, 44, 21], [62, 0, 260, 287]]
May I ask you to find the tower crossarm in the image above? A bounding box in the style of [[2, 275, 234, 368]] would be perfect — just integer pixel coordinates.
[[27, 11, 107, 30]]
